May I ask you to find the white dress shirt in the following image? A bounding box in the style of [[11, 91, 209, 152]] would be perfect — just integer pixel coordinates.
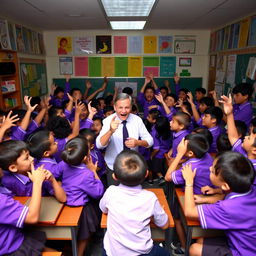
[[96, 113, 153, 169]]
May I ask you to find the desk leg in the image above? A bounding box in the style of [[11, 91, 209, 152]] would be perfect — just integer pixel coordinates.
[[185, 227, 192, 256], [165, 227, 174, 253], [71, 227, 78, 256]]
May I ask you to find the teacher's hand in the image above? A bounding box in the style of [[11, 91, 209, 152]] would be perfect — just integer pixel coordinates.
[[125, 138, 138, 148], [110, 116, 120, 133]]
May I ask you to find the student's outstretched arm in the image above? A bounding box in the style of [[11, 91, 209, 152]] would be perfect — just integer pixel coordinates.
[[187, 92, 200, 121], [155, 93, 170, 115], [20, 96, 38, 131], [165, 138, 187, 181], [219, 94, 239, 145], [0, 111, 19, 142], [86, 77, 107, 102], [25, 164, 46, 224], [63, 74, 71, 101], [209, 91, 220, 107], [174, 73, 181, 96], [149, 73, 158, 90], [33, 97, 49, 126], [181, 164, 199, 219], [140, 76, 151, 93], [83, 80, 91, 99], [44, 170, 66, 203]]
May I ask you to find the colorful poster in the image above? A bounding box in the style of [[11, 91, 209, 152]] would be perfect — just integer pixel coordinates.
[[144, 36, 157, 54], [15, 24, 25, 52], [115, 82, 138, 96], [158, 36, 172, 53], [32, 31, 40, 54], [128, 36, 142, 54], [96, 35, 111, 54], [128, 57, 142, 77], [143, 57, 159, 67], [59, 57, 73, 75], [115, 57, 128, 77], [73, 36, 94, 55], [102, 57, 115, 77], [74, 57, 88, 76], [228, 24, 235, 49], [226, 55, 237, 85], [114, 36, 127, 54], [160, 56, 176, 77], [89, 57, 101, 77], [246, 57, 256, 80], [7, 22, 16, 51], [0, 19, 11, 50], [174, 40, 196, 54], [238, 18, 250, 48], [144, 67, 159, 77], [57, 36, 72, 55], [248, 16, 256, 46], [233, 23, 240, 49]]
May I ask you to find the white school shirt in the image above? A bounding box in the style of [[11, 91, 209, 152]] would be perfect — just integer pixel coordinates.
[[96, 113, 153, 170]]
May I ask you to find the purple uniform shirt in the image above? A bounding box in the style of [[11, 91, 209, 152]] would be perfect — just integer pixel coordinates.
[[171, 153, 213, 194], [61, 161, 104, 206], [90, 148, 106, 177], [10, 126, 27, 141], [197, 186, 256, 256], [233, 102, 253, 128], [0, 193, 29, 255], [99, 184, 168, 256], [137, 89, 160, 119], [138, 146, 151, 161], [172, 130, 189, 158], [208, 126, 222, 153], [49, 81, 70, 107], [53, 137, 68, 163], [1, 171, 54, 196]]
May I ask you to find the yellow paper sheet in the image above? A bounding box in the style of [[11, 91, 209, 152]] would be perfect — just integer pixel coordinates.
[[238, 18, 250, 48], [144, 36, 157, 54], [128, 57, 142, 77], [101, 57, 115, 77]]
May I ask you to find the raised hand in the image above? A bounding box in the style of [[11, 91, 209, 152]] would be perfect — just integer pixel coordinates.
[[144, 76, 151, 84], [177, 138, 188, 156], [110, 116, 120, 133], [67, 93, 74, 102], [27, 163, 46, 184], [219, 94, 233, 115], [209, 90, 217, 100], [174, 73, 180, 84], [86, 155, 98, 173], [1, 111, 19, 129], [75, 101, 85, 115], [181, 164, 197, 185], [64, 74, 71, 82], [24, 96, 37, 112], [187, 92, 194, 104], [85, 80, 92, 89], [155, 93, 164, 104]]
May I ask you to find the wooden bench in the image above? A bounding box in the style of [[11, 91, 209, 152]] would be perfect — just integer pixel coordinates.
[[42, 252, 62, 256]]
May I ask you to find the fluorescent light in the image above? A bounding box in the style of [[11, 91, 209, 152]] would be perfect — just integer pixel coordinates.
[[101, 0, 155, 17], [110, 21, 146, 30]]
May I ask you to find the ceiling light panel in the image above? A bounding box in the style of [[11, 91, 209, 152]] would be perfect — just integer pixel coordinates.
[[110, 21, 146, 30], [101, 0, 155, 17]]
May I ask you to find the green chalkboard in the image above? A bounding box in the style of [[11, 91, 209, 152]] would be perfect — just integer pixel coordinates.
[[53, 77, 203, 96], [20, 59, 48, 97]]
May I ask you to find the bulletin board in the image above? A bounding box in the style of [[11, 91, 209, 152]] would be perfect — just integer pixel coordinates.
[[19, 58, 48, 97]]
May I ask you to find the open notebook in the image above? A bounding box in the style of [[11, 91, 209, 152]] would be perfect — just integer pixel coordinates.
[[25, 197, 64, 224]]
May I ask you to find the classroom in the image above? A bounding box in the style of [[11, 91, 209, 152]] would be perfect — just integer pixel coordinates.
[[0, 1, 256, 256]]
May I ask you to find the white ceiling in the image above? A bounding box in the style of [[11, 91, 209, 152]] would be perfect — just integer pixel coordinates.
[[0, 0, 256, 31]]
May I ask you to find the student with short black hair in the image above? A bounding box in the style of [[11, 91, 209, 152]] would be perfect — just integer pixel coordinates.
[[182, 151, 256, 256], [122, 86, 133, 96], [92, 117, 103, 136], [192, 127, 213, 150], [103, 105, 114, 117], [216, 133, 232, 154], [100, 150, 169, 256]]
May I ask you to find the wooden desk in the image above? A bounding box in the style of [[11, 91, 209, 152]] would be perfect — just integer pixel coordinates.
[[175, 188, 224, 256], [42, 252, 62, 256], [15, 197, 83, 256], [101, 188, 174, 252]]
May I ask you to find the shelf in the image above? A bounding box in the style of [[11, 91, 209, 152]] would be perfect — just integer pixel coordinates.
[[2, 90, 18, 96]]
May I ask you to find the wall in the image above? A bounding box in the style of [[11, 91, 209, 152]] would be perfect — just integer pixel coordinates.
[[44, 29, 210, 89]]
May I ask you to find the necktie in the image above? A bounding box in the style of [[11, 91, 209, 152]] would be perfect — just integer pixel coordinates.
[[122, 120, 129, 150]]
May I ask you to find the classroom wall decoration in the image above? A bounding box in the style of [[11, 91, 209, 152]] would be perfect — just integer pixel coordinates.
[[174, 39, 196, 54], [0, 19, 11, 50], [57, 36, 72, 55], [114, 36, 127, 54], [144, 36, 157, 54], [158, 36, 173, 53], [248, 16, 256, 46], [102, 57, 115, 77], [74, 57, 88, 76], [115, 57, 128, 77], [59, 57, 73, 75], [73, 36, 94, 55], [96, 35, 111, 54], [128, 36, 142, 54]]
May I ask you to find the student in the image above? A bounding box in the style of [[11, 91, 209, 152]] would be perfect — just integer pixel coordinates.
[[220, 94, 256, 169], [0, 111, 19, 142], [250, 117, 256, 134], [191, 127, 213, 151], [99, 150, 169, 256], [103, 105, 114, 117], [168, 111, 191, 159], [182, 151, 256, 256], [137, 76, 160, 119], [0, 140, 66, 202], [194, 88, 206, 108], [92, 117, 103, 137], [232, 83, 253, 127], [61, 137, 104, 256], [216, 133, 232, 153], [0, 164, 56, 255]]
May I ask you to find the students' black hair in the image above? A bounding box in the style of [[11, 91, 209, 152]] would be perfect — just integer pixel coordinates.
[[192, 127, 213, 147], [204, 106, 223, 124], [132, 104, 138, 112], [195, 88, 206, 95], [182, 102, 192, 115], [216, 134, 232, 154], [79, 128, 95, 145], [53, 86, 64, 97], [12, 109, 26, 120], [185, 133, 209, 158], [214, 151, 255, 193], [47, 116, 71, 139], [113, 150, 148, 187], [143, 118, 153, 133], [27, 130, 51, 160], [179, 88, 189, 94], [235, 120, 247, 139], [30, 96, 41, 107], [250, 117, 256, 134], [98, 97, 105, 102], [0, 140, 28, 170], [232, 83, 253, 99], [48, 106, 64, 119], [93, 116, 103, 125], [145, 85, 155, 93], [199, 97, 214, 107], [105, 95, 113, 106], [103, 105, 114, 115], [122, 87, 133, 96], [159, 86, 168, 93], [90, 98, 99, 110], [173, 111, 191, 129], [155, 116, 171, 140], [70, 88, 82, 96], [148, 109, 161, 120], [166, 93, 178, 103], [61, 137, 89, 166]]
